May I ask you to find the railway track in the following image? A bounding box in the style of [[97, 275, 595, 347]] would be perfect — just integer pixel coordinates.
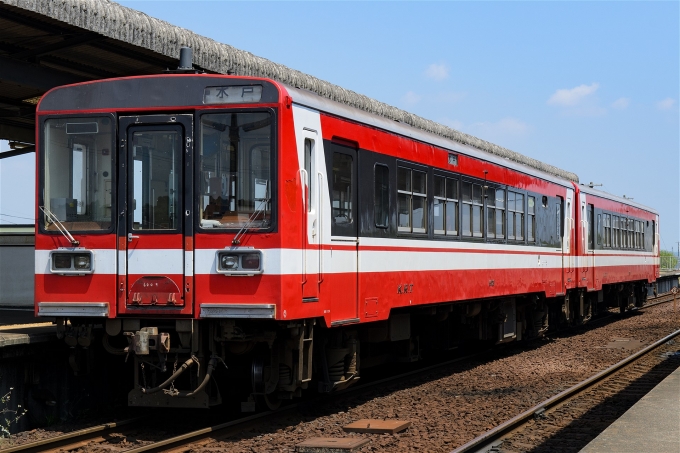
[[89, 293, 680, 453], [0, 418, 142, 453], [0, 348, 482, 453], [451, 326, 680, 453], [3, 292, 677, 453], [120, 349, 488, 453]]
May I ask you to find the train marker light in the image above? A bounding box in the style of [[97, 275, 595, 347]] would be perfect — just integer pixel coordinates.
[[242, 253, 261, 270], [53, 254, 72, 269]]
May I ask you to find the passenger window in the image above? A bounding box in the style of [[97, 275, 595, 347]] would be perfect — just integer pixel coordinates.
[[604, 214, 611, 247], [434, 176, 459, 236], [612, 216, 619, 248], [507, 191, 515, 239], [374, 164, 389, 228], [462, 182, 472, 237], [331, 153, 353, 225], [397, 167, 427, 233], [528, 196, 536, 242], [628, 219, 634, 249], [508, 191, 524, 241], [461, 181, 483, 238], [446, 178, 459, 235], [487, 188, 496, 239], [472, 184, 483, 237], [495, 189, 505, 239], [597, 213, 602, 246]]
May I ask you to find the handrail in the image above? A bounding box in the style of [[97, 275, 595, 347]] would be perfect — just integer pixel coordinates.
[[317, 171, 324, 283], [300, 168, 308, 283]]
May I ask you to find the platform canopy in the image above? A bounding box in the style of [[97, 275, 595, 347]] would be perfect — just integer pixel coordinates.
[[0, 0, 577, 181]]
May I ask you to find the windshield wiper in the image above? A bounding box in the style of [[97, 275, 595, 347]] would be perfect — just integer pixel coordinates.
[[40, 206, 79, 246], [232, 185, 270, 246]]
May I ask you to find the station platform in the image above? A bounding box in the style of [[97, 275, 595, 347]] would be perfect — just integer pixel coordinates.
[[580, 363, 680, 453], [0, 309, 56, 349]]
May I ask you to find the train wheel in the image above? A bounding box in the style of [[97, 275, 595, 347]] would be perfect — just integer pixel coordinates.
[[251, 355, 282, 410], [262, 392, 282, 411]]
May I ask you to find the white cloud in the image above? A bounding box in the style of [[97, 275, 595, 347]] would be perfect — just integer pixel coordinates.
[[402, 91, 422, 105], [547, 83, 599, 107], [425, 63, 449, 81], [656, 98, 676, 110], [611, 97, 630, 109]]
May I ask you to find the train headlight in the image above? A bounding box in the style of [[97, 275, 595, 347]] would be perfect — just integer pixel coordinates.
[[221, 255, 239, 270], [216, 250, 263, 276], [53, 254, 72, 269], [74, 254, 91, 270]]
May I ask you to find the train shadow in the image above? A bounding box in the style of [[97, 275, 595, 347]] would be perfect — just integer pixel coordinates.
[[197, 310, 661, 447], [517, 347, 680, 453]]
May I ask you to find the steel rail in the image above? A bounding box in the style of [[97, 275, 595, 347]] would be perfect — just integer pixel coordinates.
[[0, 417, 142, 453], [123, 349, 485, 453], [3, 294, 673, 453], [450, 327, 680, 453], [641, 291, 678, 309]]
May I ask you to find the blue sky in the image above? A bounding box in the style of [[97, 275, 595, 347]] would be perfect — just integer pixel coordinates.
[[1, 1, 678, 252]]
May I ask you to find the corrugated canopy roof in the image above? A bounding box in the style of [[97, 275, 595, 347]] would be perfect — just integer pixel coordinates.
[[0, 0, 578, 182]]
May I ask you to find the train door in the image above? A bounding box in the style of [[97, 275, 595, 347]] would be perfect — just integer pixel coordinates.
[[117, 115, 194, 315], [586, 202, 595, 288], [577, 194, 595, 288], [293, 106, 322, 301], [325, 141, 359, 324], [563, 189, 575, 285], [579, 194, 589, 286]]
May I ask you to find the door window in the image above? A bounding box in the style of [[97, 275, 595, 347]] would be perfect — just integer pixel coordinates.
[[332, 153, 353, 226], [130, 128, 182, 231]]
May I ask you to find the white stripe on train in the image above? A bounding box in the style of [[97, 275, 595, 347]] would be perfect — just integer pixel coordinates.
[[35, 247, 657, 276]]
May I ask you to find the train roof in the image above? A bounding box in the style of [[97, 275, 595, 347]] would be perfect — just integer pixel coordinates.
[[286, 85, 578, 189], [577, 184, 658, 215], [17, 0, 579, 183]]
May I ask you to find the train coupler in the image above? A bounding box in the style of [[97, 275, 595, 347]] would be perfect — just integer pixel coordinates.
[[125, 327, 170, 356]]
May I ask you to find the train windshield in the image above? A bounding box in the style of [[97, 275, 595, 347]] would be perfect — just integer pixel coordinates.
[[41, 117, 115, 231], [199, 112, 273, 229]]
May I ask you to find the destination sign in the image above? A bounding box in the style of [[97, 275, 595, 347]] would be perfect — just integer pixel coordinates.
[[203, 85, 263, 104]]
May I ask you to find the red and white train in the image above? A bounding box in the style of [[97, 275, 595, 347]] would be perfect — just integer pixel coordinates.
[[34, 67, 659, 409]]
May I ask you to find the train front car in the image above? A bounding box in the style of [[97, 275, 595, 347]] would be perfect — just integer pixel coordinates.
[[34, 75, 309, 409]]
